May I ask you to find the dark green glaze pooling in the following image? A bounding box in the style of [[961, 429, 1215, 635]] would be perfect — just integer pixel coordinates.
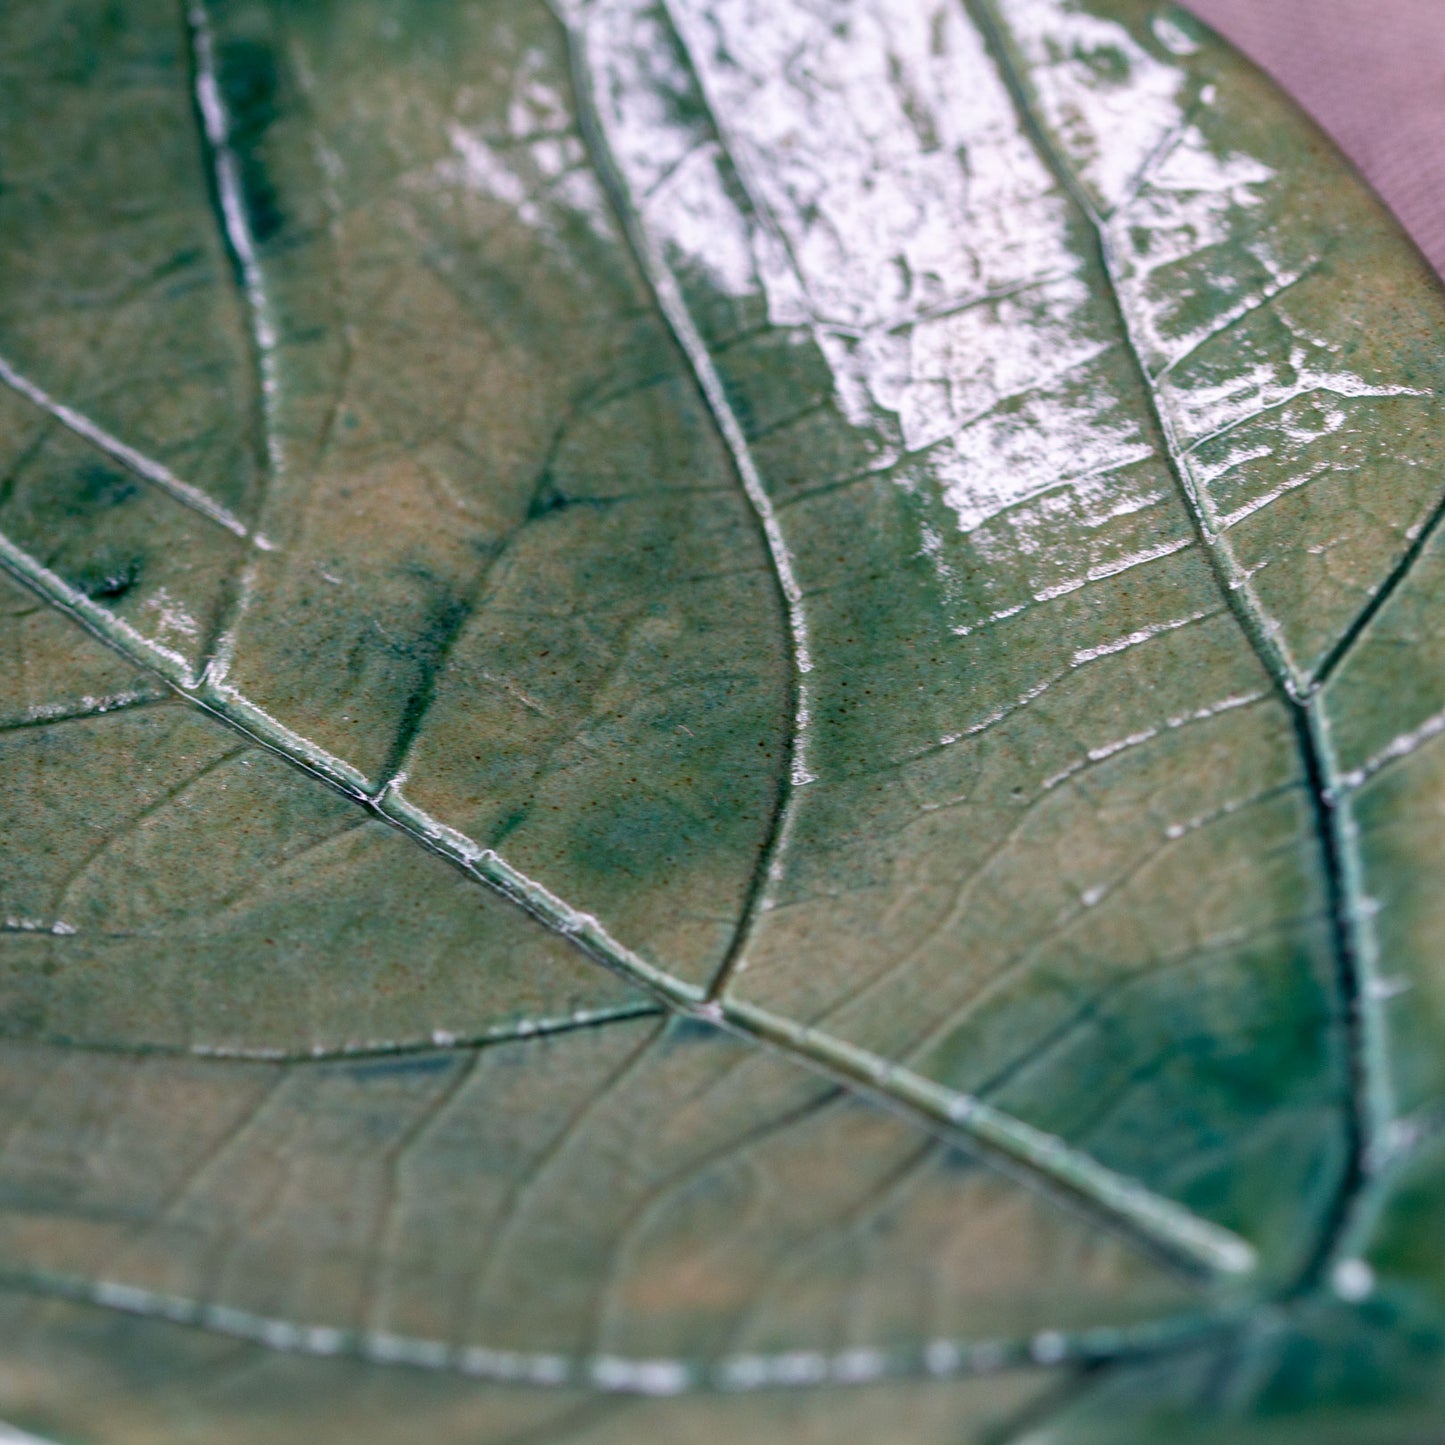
[[2, 0, 1445, 1440]]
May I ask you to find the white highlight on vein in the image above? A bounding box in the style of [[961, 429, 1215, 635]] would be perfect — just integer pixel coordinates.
[[1038, 694, 1267, 819], [1069, 607, 1213, 667], [1338, 703, 1445, 791], [1181, 375, 1428, 466], [564, 7, 817, 915], [3, 688, 158, 730], [929, 676, 1055, 753], [595, 155, 817, 785], [1034, 535, 1191, 603], [734, 1003, 1255, 1277], [1215, 457, 1335, 532], [575, 4, 819, 781], [1029, 1330, 1069, 1365], [203, 676, 370, 793], [7, 1266, 1220, 1394], [188, 2, 283, 487], [590, 1356, 692, 1394], [2, 917, 76, 936], [1151, 11, 1200, 57], [184, 1004, 658, 1062], [0, 352, 255, 541], [0, 532, 197, 686], [1366, 975, 1412, 1003], [1163, 779, 1277, 844]]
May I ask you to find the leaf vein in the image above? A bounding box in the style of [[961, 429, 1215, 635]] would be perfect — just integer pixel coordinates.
[[959, 0, 1381, 1295], [552, 0, 815, 1004], [0, 1265, 1241, 1394], [0, 525, 1256, 1279], [0, 351, 254, 540]]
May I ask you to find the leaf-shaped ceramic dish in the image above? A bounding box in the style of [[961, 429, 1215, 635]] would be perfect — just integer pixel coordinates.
[[3, 1, 1445, 1440]]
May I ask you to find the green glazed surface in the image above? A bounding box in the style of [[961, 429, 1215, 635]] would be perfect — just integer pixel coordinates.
[[3, 0, 1445, 1439]]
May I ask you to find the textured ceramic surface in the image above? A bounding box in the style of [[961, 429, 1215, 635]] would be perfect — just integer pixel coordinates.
[[3, 0, 1445, 1440]]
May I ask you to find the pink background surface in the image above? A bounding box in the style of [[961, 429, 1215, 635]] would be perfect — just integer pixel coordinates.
[[1185, 0, 1445, 280]]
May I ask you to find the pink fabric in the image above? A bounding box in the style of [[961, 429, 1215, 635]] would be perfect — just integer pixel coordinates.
[[1185, 0, 1445, 281]]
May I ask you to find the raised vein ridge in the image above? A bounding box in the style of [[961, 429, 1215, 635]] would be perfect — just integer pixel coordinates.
[[0, 1263, 1241, 1394], [182, 0, 285, 686], [550, 0, 816, 1005], [0, 350, 253, 540], [961, 0, 1385, 1290], [11, 1001, 663, 1066], [0, 525, 1255, 1281]]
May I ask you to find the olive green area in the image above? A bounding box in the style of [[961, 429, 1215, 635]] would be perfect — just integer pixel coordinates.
[[1040, 1123, 1445, 1445], [649, 0, 1436, 1292], [0, 569, 650, 1053], [0, 1019, 1192, 1369], [0, 0, 792, 986], [3, 0, 1445, 1439]]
